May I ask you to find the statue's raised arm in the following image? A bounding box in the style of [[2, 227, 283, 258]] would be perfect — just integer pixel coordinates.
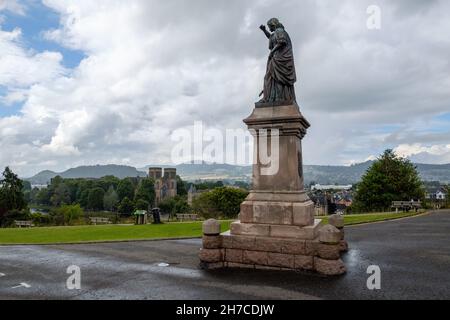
[[259, 24, 271, 39]]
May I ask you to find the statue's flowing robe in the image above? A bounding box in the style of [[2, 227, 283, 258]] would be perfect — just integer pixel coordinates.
[[262, 27, 297, 103]]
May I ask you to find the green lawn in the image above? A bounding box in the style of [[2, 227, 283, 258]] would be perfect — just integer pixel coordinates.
[[0, 211, 425, 245], [320, 211, 423, 226], [0, 221, 232, 245]]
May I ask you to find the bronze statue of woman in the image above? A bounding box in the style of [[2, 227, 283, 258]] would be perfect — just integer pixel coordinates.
[[258, 18, 297, 106]]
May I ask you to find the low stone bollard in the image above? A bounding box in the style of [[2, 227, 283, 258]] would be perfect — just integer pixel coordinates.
[[319, 224, 341, 244], [329, 214, 344, 229], [316, 224, 346, 276], [199, 219, 224, 269], [203, 219, 221, 236], [328, 214, 348, 252]]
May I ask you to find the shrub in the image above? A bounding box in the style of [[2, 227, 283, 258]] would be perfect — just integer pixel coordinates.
[[50, 204, 84, 226], [192, 187, 248, 219]]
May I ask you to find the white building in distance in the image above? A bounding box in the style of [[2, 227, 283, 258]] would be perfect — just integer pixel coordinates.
[[311, 184, 353, 191]]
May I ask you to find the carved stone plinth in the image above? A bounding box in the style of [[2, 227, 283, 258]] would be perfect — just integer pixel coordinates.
[[199, 104, 348, 276]]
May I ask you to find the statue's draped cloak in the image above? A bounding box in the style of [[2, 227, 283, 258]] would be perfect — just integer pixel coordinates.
[[262, 27, 297, 103]]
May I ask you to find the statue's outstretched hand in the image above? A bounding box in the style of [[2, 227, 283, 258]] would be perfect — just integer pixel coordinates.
[[259, 25, 267, 32]]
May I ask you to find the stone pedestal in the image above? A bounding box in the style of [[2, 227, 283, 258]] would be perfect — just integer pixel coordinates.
[[199, 103, 347, 276]]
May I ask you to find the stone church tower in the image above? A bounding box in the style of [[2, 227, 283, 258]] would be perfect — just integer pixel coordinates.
[[149, 167, 177, 207]]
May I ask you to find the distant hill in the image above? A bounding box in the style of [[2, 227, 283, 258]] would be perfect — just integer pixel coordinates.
[[303, 162, 373, 185], [415, 163, 450, 183], [28, 170, 60, 185], [303, 162, 450, 185], [26, 162, 450, 186], [26, 165, 146, 185]]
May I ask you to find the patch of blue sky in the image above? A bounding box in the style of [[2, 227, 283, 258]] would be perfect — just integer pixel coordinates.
[[0, 100, 24, 117], [1, 1, 85, 69], [436, 112, 450, 122], [369, 124, 403, 134], [0, 85, 22, 117], [419, 113, 450, 134]]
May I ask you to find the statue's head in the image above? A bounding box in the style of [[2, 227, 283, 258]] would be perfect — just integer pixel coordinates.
[[267, 18, 284, 32]]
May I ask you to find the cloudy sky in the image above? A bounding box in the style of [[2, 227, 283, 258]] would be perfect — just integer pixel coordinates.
[[1, 0, 450, 177]]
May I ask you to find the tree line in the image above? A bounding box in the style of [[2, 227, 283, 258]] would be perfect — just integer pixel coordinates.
[[2, 150, 438, 227], [30, 175, 156, 214], [0, 167, 250, 227]]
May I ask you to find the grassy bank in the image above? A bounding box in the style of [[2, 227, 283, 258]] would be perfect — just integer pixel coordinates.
[[0, 221, 232, 245], [320, 211, 424, 226], [0, 211, 426, 245]]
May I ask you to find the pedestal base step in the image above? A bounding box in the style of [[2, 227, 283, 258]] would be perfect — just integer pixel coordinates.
[[199, 233, 347, 276], [200, 256, 346, 276], [230, 219, 322, 240]]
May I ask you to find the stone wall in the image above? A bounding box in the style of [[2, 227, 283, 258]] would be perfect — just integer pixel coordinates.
[[199, 216, 348, 276]]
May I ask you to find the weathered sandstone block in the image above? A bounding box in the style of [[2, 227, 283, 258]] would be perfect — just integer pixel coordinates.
[[225, 249, 244, 263], [270, 219, 321, 240], [203, 219, 221, 236], [292, 201, 315, 227], [339, 240, 349, 252], [243, 251, 269, 265], [199, 248, 223, 263], [314, 257, 346, 276], [232, 235, 257, 251], [329, 214, 344, 229], [231, 222, 270, 237], [319, 225, 341, 244], [267, 253, 295, 269], [316, 243, 341, 260], [202, 235, 222, 249], [294, 255, 314, 271]]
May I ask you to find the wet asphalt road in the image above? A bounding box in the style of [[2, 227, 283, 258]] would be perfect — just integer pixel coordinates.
[[0, 210, 449, 300]]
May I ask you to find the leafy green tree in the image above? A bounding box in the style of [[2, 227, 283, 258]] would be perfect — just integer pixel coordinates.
[[36, 188, 51, 205], [135, 199, 150, 211], [96, 176, 121, 192], [233, 181, 250, 190], [29, 187, 41, 204], [76, 179, 95, 204], [194, 180, 225, 191], [159, 196, 190, 215], [103, 186, 119, 211], [0, 209, 31, 227], [353, 150, 425, 212], [176, 176, 188, 196], [78, 189, 90, 208], [192, 192, 218, 219], [64, 179, 80, 204], [51, 183, 71, 206], [51, 204, 83, 226], [192, 187, 248, 219], [87, 187, 105, 211], [23, 190, 31, 204], [48, 176, 64, 192], [134, 178, 155, 206], [210, 187, 248, 218], [119, 197, 134, 214], [0, 167, 27, 219], [117, 179, 135, 202], [22, 180, 32, 192]]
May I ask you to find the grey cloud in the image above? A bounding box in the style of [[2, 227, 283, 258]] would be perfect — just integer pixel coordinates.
[[384, 131, 450, 145], [2, 0, 450, 176]]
